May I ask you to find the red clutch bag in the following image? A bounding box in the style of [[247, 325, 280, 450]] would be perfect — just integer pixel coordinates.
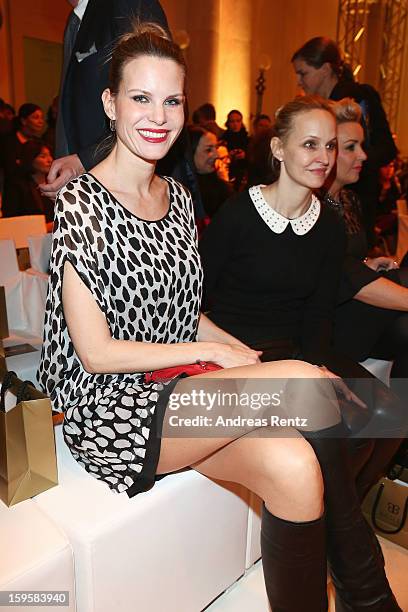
[[144, 360, 222, 383]]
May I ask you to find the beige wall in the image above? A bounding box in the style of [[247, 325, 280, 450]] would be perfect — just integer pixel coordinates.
[[1, 0, 69, 109], [250, 0, 338, 126]]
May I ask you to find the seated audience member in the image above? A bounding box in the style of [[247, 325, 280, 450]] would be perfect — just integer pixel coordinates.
[[223, 109, 249, 190], [214, 143, 231, 183], [2, 140, 54, 222], [188, 125, 232, 218], [0, 103, 45, 178], [252, 113, 272, 136], [194, 102, 224, 140], [200, 95, 405, 611], [292, 36, 397, 248], [322, 98, 408, 383]]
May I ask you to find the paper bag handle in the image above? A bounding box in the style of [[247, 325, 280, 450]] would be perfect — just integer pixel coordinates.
[[0, 372, 35, 411], [0, 370, 17, 412], [371, 482, 408, 535]]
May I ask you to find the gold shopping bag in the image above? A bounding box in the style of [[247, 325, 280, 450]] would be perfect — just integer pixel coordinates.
[[0, 370, 58, 506], [362, 476, 408, 550]]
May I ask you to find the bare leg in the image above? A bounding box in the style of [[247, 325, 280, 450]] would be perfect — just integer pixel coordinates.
[[157, 359, 330, 612], [157, 359, 336, 520]]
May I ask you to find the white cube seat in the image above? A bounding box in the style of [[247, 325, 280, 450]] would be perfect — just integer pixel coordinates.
[[359, 358, 392, 386], [34, 426, 249, 612], [0, 499, 75, 611]]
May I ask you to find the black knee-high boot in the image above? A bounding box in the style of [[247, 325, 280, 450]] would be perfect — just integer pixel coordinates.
[[305, 423, 401, 612], [261, 504, 328, 612]]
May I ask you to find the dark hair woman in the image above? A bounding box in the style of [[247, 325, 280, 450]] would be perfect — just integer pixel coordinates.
[[0, 103, 45, 179], [200, 94, 404, 611], [188, 125, 232, 218], [292, 36, 397, 248], [2, 140, 54, 223], [37, 24, 351, 612]]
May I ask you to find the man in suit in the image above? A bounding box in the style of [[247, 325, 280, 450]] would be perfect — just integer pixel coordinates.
[[40, 0, 169, 199]]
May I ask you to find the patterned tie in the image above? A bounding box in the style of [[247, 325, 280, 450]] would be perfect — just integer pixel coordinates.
[[55, 11, 81, 158]]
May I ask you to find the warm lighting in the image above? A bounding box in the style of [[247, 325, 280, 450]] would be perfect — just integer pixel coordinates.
[[353, 64, 362, 77], [258, 53, 271, 71], [354, 26, 365, 42], [174, 30, 190, 50], [380, 64, 386, 79]]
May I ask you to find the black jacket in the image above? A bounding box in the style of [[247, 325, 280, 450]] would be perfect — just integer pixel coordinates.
[[59, 0, 169, 169]]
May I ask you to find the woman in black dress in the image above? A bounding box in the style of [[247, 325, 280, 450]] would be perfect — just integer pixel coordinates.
[[188, 125, 232, 218], [38, 24, 355, 612], [200, 95, 403, 611], [323, 97, 408, 380]]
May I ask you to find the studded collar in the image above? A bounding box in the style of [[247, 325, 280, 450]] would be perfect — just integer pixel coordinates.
[[248, 185, 321, 235]]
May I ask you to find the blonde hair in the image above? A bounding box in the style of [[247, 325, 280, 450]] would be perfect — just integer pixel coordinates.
[[329, 97, 362, 124]]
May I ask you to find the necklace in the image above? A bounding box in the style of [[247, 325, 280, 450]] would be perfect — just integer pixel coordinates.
[[323, 191, 344, 216]]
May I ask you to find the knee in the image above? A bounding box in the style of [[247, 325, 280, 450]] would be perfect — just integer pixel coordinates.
[[263, 440, 324, 511], [283, 369, 340, 429]]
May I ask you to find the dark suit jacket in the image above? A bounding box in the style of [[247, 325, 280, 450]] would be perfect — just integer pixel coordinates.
[[60, 0, 169, 169]]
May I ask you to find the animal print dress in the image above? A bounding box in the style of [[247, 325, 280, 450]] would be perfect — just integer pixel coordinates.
[[37, 173, 203, 496]]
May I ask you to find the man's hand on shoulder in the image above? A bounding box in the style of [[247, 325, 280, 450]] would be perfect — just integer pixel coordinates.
[[40, 154, 85, 200]]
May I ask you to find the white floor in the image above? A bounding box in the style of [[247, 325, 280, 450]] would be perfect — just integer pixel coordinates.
[[206, 537, 408, 612]]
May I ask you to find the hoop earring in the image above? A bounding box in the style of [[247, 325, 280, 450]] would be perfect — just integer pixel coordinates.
[[110, 119, 116, 132]]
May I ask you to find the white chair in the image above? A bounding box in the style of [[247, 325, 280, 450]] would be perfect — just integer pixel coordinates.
[[28, 233, 52, 273], [0, 499, 75, 611], [0, 215, 46, 249], [0, 239, 19, 284], [34, 426, 250, 612], [0, 237, 47, 354], [360, 358, 393, 386]]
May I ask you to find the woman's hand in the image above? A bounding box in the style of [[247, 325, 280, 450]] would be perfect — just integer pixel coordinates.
[[317, 366, 367, 409], [209, 342, 262, 369], [365, 256, 399, 271]]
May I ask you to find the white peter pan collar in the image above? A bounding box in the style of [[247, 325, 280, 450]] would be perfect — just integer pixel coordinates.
[[248, 185, 321, 235]]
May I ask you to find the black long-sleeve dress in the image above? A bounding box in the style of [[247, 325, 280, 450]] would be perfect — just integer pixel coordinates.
[[200, 186, 346, 368], [323, 189, 408, 375]]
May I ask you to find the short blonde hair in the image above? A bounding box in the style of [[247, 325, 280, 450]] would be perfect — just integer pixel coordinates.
[[329, 97, 362, 124]]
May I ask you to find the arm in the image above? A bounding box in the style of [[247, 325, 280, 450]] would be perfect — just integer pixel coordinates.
[[301, 215, 346, 365], [197, 312, 258, 350], [62, 261, 259, 373], [338, 254, 380, 304], [354, 276, 408, 310]]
